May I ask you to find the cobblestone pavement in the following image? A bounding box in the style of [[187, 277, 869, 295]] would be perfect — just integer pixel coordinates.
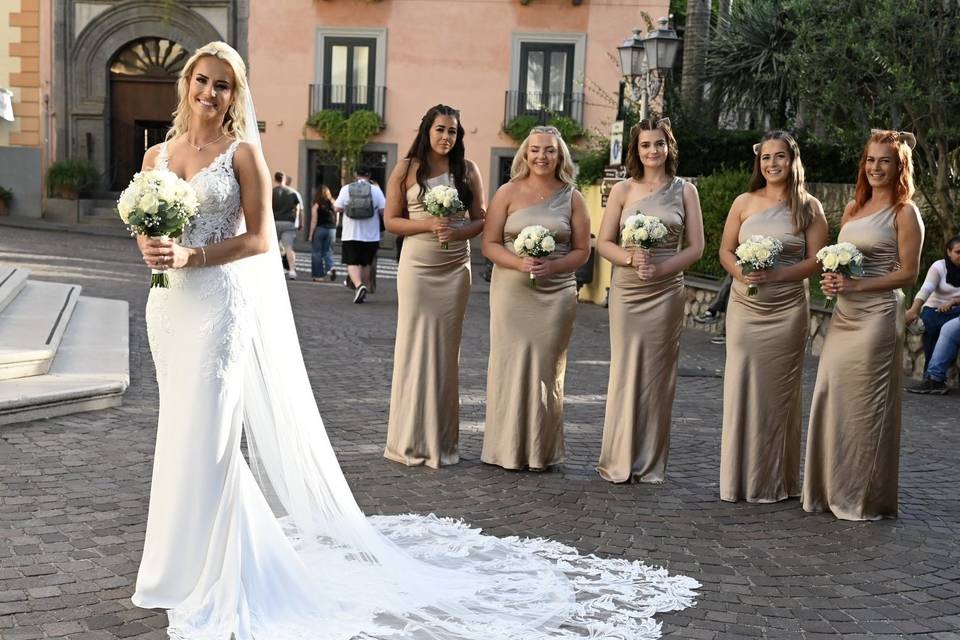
[[1, 223, 958, 640]]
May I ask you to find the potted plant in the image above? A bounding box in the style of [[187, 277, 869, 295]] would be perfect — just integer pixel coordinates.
[[46, 159, 99, 199], [0, 186, 11, 216]]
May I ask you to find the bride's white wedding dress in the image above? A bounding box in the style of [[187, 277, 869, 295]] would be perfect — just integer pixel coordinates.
[[134, 139, 698, 639]]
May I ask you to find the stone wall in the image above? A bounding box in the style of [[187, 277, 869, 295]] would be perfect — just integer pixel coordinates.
[[682, 276, 959, 386]]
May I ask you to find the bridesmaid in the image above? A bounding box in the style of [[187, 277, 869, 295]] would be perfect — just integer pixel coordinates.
[[481, 126, 590, 470], [596, 118, 705, 483], [383, 104, 485, 467], [717, 131, 827, 503], [803, 129, 924, 520]]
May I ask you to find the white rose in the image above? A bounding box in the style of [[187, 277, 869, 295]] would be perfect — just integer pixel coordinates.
[[513, 238, 524, 252], [822, 253, 840, 270], [756, 248, 771, 262], [117, 189, 138, 223], [524, 237, 535, 250], [139, 192, 160, 215], [541, 236, 556, 252], [837, 250, 852, 265], [637, 228, 649, 241]]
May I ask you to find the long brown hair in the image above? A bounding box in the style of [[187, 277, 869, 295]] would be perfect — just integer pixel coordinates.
[[626, 117, 679, 180], [854, 129, 915, 212], [312, 185, 334, 209], [748, 130, 813, 233]]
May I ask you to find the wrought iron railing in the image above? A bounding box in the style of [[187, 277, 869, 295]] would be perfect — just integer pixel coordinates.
[[503, 90, 584, 127], [308, 84, 386, 122]]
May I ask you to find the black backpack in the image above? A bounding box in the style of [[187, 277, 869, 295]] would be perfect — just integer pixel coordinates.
[[345, 181, 374, 219]]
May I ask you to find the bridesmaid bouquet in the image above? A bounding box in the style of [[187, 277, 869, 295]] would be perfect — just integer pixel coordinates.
[[735, 235, 783, 296], [117, 169, 200, 288], [816, 242, 865, 306], [620, 213, 668, 250], [514, 224, 557, 289], [423, 184, 464, 249]]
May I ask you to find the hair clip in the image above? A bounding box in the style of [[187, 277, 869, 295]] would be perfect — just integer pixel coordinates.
[[870, 128, 917, 150], [752, 142, 761, 155], [656, 117, 671, 128]]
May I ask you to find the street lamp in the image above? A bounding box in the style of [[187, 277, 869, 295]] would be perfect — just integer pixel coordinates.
[[618, 17, 681, 118]]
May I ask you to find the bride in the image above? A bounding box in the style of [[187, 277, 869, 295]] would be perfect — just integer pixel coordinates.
[[133, 41, 698, 640]]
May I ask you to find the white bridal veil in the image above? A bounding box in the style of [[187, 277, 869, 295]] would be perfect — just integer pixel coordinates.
[[231, 88, 698, 639]]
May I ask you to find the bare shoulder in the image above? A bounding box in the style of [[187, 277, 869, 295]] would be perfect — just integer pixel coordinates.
[[682, 180, 699, 198], [608, 178, 631, 197], [233, 140, 259, 166], [729, 191, 754, 216], [570, 186, 587, 206], [841, 199, 857, 219], [141, 143, 164, 170]]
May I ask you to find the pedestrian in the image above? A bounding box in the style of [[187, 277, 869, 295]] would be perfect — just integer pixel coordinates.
[[334, 167, 385, 303], [595, 117, 704, 484], [693, 275, 732, 344], [382, 104, 486, 468], [480, 125, 591, 471], [907, 315, 959, 395], [904, 234, 960, 372], [285, 173, 304, 237], [803, 129, 924, 520], [717, 131, 828, 503], [308, 184, 338, 282], [272, 171, 301, 279]]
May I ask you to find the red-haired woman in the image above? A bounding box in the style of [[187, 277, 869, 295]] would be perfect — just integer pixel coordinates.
[[803, 130, 925, 521]]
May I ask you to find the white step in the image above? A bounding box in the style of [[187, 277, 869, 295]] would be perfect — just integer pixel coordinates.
[[0, 280, 81, 380], [0, 265, 30, 314], [0, 296, 129, 426]]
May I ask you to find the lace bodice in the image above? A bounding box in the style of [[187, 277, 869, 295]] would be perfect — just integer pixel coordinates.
[[157, 140, 245, 247]]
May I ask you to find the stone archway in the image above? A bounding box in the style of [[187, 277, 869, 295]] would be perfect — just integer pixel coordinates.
[[62, 1, 222, 190]]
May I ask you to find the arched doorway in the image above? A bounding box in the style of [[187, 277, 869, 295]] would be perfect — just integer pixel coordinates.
[[109, 38, 188, 190]]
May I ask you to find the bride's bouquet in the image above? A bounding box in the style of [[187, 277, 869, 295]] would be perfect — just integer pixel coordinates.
[[117, 169, 200, 288], [735, 235, 783, 296], [423, 184, 463, 249], [620, 213, 668, 259], [514, 224, 556, 289], [816, 242, 865, 306]]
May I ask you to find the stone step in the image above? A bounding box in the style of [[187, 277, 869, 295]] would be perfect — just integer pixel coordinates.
[[0, 280, 81, 380], [0, 295, 129, 426], [0, 265, 30, 314]]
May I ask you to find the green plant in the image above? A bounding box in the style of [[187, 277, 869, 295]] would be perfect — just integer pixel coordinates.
[[306, 109, 383, 178], [0, 186, 11, 204], [46, 159, 99, 198], [502, 114, 586, 144], [573, 139, 609, 189], [689, 168, 751, 278]]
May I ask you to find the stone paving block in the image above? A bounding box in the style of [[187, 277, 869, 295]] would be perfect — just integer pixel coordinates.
[[1, 225, 959, 639]]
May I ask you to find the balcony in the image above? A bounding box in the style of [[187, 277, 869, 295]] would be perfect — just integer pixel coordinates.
[[503, 90, 584, 127], [308, 84, 386, 123]]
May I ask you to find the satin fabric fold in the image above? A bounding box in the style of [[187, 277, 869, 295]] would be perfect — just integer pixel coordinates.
[[598, 178, 686, 483], [385, 174, 471, 468], [720, 204, 808, 502], [803, 206, 904, 520], [483, 186, 577, 470]]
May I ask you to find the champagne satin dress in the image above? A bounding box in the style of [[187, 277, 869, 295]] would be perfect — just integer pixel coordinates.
[[597, 177, 687, 483], [720, 204, 808, 502], [482, 185, 577, 470], [803, 205, 905, 520], [384, 174, 471, 468]]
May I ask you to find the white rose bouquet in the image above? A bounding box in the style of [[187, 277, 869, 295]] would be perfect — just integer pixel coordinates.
[[513, 224, 557, 288], [816, 242, 865, 306], [117, 169, 200, 288], [423, 184, 464, 249], [620, 213, 668, 250], [735, 234, 784, 297]]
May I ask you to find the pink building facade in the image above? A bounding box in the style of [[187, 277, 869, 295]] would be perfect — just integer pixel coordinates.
[[248, 0, 669, 206]]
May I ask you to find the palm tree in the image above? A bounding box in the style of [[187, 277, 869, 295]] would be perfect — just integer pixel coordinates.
[[704, 0, 796, 128], [680, 0, 711, 114]]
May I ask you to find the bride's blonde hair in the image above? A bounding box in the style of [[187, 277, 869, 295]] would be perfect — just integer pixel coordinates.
[[166, 41, 249, 142], [510, 126, 577, 187]]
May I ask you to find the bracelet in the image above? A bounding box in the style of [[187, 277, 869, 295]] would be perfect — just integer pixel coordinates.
[[200, 246, 207, 267]]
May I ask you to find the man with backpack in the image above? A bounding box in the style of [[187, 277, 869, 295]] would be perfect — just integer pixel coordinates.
[[334, 168, 385, 304]]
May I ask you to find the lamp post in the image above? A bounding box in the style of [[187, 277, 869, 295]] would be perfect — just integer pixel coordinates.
[[618, 17, 681, 118]]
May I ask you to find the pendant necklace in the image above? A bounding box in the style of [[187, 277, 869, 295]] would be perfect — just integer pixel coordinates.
[[186, 132, 226, 152]]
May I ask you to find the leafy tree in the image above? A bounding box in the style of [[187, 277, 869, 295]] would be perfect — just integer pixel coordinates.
[[305, 110, 382, 182], [704, 0, 796, 128], [788, 0, 960, 242]]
